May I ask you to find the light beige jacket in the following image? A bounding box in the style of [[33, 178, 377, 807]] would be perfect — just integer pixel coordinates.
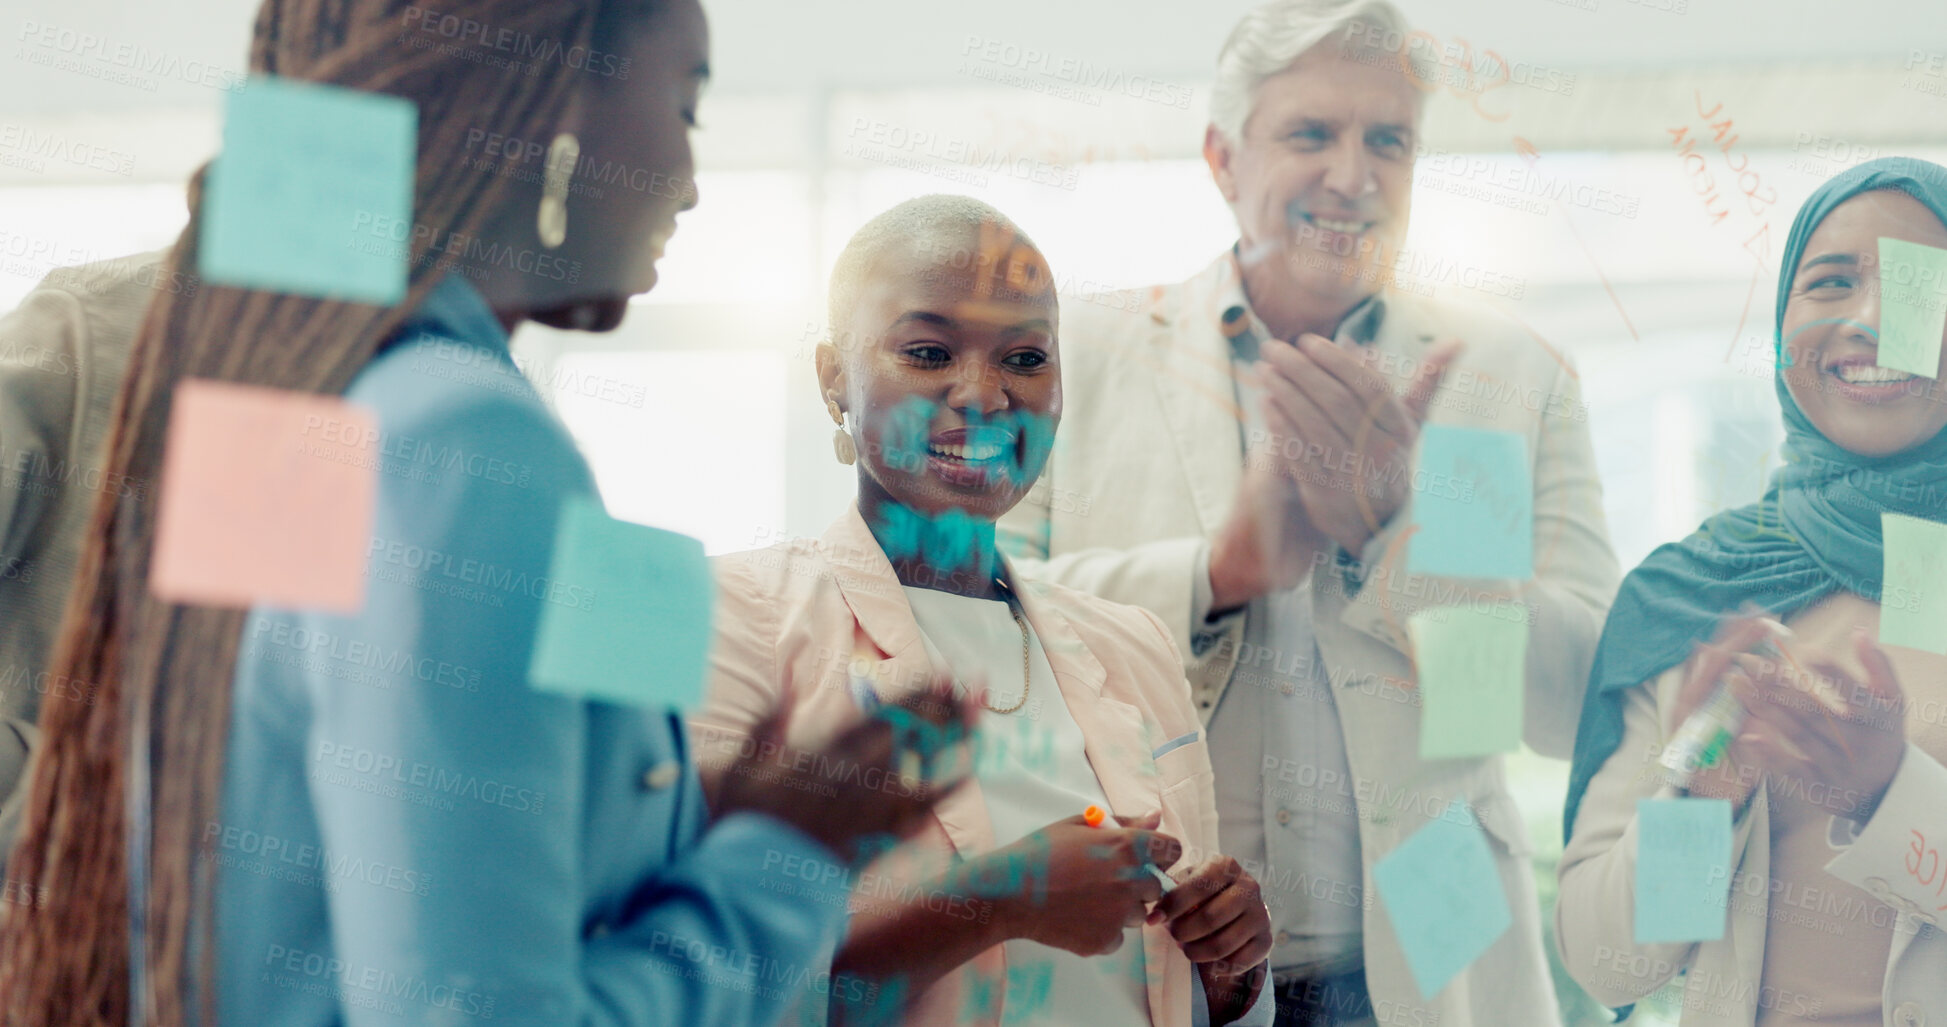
[[997, 252, 1622, 1026], [1558, 664, 1947, 1026], [693, 507, 1227, 1027], [0, 250, 177, 850]]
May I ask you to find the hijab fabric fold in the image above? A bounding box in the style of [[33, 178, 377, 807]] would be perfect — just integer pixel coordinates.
[[1564, 157, 1947, 842]]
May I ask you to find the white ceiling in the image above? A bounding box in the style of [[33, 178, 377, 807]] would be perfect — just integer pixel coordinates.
[[7, 0, 1943, 115], [709, 0, 1942, 88]]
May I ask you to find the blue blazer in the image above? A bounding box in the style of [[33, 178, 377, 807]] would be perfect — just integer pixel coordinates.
[[214, 277, 848, 1026]]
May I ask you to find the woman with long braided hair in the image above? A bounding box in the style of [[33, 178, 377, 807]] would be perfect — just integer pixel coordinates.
[[0, 1, 965, 1023]]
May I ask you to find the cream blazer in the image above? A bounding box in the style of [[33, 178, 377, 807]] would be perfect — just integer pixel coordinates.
[[996, 252, 1623, 1026], [1558, 664, 1947, 1026], [0, 250, 173, 866], [693, 506, 1225, 1027]]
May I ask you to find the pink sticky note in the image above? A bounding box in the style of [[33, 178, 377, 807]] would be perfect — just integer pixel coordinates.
[[151, 379, 377, 613]]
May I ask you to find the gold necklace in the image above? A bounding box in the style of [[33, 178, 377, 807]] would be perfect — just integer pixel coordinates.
[[984, 577, 1031, 715]]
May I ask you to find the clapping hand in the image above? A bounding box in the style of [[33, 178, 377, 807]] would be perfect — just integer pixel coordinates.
[[1258, 334, 1462, 553], [1729, 627, 1908, 822]]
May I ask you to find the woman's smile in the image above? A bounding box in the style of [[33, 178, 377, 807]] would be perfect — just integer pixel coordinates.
[[926, 424, 1018, 488], [1821, 352, 1921, 404]]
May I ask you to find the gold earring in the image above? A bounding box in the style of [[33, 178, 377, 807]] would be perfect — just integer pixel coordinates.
[[827, 396, 856, 466], [538, 132, 579, 249]]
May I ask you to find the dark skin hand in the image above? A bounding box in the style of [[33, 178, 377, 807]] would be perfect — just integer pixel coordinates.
[[830, 811, 1180, 1025], [712, 683, 977, 863], [1149, 855, 1273, 1023], [997, 812, 1183, 956]]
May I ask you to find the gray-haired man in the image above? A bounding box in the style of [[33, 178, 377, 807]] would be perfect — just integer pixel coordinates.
[[1000, 2, 1619, 1023]]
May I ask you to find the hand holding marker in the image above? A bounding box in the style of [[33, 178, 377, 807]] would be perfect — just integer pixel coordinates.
[[1658, 617, 1796, 792], [1092, 805, 1276, 998], [1085, 805, 1176, 894]]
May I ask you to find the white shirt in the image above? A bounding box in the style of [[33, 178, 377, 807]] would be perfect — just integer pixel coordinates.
[[1199, 296, 1372, 976], [903, 585, 1151, 1023]]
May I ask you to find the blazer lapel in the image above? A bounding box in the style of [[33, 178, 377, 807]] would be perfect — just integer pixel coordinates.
[[822, 507, 996, 859], [821, 506, 923, 664], [1007, 568, 1163, 818], [1360, 290, 1441, 389], [1145, 257, 1245, 535], [1008, 568, 1181, 1025]]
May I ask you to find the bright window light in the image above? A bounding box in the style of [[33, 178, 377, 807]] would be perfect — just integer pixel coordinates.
[[635, 171, 814, 306], [824, 159, 1236, 296], [0, 184, 187, 310], [542, 350, 787, 556]]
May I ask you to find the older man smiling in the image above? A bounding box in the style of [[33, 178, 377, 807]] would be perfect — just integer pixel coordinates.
[[999, 2, 1621, 1024]]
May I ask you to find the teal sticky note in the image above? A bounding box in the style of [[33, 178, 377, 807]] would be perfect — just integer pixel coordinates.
[[1408, 425, 1533, 580], [1373, 811, 1512, 999], [1878, 238, 1947, 379], [201, 77, 416, 304], [1634, 797, 1733, 944], [528, 498, 715, 709], [1408, 606, 1528, 760], [1882, 512, 1947, 655]]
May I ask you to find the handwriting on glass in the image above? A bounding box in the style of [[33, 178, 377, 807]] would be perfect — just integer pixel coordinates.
[[1907, 830, 1947, 911], [1669, 93, 1777, 262]]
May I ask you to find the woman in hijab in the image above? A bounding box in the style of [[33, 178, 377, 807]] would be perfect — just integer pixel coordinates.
[[1556, 157, 1947, 1026]]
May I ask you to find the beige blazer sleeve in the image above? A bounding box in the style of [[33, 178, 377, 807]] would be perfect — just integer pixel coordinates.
[[689, 550, 785, 804], [1341, 355, 1619, 758], [994, 289, 1228, 677], [0, 284, 86, 600], [1825, 743, 1947, 920], [1554, 664, 1764, 1007], [997, 486, 1213, 664], [0, 255, 162, 873], [0, 252, 163, 721]]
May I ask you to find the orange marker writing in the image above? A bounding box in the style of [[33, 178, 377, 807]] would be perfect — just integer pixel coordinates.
[[1082, 805, 1174, 894]]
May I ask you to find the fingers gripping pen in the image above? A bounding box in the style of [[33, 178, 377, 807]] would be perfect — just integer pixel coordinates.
[[1085, 805, 1175, 894], [1657, 618, 1795, 791]]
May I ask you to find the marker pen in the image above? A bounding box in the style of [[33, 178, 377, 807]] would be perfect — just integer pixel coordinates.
[[1658, 618, 1797, 791], [1084, 805, 1175, 894], [848, 645, 881, 713]]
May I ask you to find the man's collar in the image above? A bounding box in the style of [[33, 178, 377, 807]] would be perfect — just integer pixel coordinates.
[[1215, 246, 1388, 359]]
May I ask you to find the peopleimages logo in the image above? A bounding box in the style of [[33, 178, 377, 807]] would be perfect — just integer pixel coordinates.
[[959, 35, 1194, 110], [1338, 22, 1576, 98], [0, 123, 136, 176], [843, 118, 1082, 192], [463, 128, 694, 202], [1415, 146, 1642, 220], [400, 5, 631, 79], [347, 210, 584, 285], [14, 20, 248, 93]]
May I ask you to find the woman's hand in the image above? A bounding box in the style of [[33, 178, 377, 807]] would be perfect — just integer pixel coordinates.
[[1730, 627, 1908, 823], [1667, 612, 1776, 809], [1148, 856, 1272, 1023], [988, 812, 1181, 957], [713, 684, 977, 864]]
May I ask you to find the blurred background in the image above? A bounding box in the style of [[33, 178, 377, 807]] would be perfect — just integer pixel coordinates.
[[6, 0, 1945, 1020]]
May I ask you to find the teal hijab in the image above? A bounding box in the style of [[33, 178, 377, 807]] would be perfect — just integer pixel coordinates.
[[1564, 157, 1947, 843]]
